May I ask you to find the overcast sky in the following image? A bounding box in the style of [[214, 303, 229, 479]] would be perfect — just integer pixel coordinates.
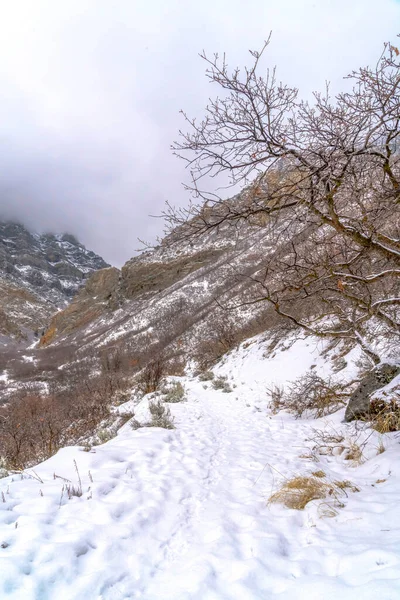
[[0, 0, 399, 266]]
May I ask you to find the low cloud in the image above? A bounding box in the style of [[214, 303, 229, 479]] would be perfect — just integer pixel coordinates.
[[0, 0, 399, 266]]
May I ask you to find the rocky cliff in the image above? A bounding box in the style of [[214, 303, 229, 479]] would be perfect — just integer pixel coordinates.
[[0, 221, 109, 344]]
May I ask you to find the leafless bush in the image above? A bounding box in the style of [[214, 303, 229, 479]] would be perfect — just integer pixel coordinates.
[[198, 371, 215, 381], [195, 307, 288, 371], [307, 429, 345, 453], [130, 418, 142, 430], [195, 339, 225, 372], [281, 373, 349, 418], [0, 393, 66, 469], [164, 356, 186, 377], [307, 428, 364, 463], [0, 365, 132, 469], [137, 357, 166, 394], [267, 384, 285, 413], [6, 359, 38, 381]]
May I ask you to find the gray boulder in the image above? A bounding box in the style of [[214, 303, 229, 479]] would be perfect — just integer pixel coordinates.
[[345, 363, 400, 422]]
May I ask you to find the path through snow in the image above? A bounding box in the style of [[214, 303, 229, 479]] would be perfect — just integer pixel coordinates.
[[1, 336, 400, 599]]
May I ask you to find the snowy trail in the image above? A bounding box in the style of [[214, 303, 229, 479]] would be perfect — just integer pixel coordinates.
[[1, 336, 400, 598], [143, 388, 400, 600]]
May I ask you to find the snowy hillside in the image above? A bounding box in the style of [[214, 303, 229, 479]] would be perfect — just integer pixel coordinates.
[[0, 206, 285, 396], [1, 334, 399, 599]]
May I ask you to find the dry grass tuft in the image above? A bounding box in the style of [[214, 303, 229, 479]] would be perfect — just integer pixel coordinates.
[[344, 441, 364, 464], [318, 503, 340, 518], [266, 384, 285, 413], [376, 438, 386, 455], [312, 470, 326, 478], [368, 397, 400, 433], [269, 476, 330, 510], [269, 475, 360, 510], [333, 480, 360, 493], [298, 450, 319, 462]]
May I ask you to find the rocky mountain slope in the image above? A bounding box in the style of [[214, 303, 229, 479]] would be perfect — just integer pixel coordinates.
[[0, 221, 109, 344], [34, 183, 284, 351], [1, 204, 285, 396], [37, 214, 278, 357]]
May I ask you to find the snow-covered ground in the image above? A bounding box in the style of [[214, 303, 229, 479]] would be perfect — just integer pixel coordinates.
[[1, 335, 400, 599]]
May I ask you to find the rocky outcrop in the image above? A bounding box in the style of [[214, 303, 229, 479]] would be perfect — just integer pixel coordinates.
[[0, 221, 109, 307], [40, 267, 121, 345], [344, 363, 400, 421], [0, 279, 54, 343], [121, 249, 225, 299], [39, 248, 227, 344], [0, 221, 109, 345]]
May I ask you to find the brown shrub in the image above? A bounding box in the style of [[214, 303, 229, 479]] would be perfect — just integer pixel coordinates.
[[0, 393, 66, 468], [279, 373, 349, 418], [195, 308, 290, 371], [137, 357, 166, 394], [0, 366, 132, 469], [267, 384, 285, 413]]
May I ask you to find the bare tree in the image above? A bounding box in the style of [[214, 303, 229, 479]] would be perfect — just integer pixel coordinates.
[[168, 37, 400, 361]]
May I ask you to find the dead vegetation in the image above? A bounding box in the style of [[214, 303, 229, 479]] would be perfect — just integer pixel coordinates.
[[0, 351, 133, 469], [298, 427, 368, 465], [268, 372, 349, 418], [194, 308, 282, 371], [136, 358, 166, 394], [269, 474, 359, 510], [368, 397, 400, 433], [311, 470, 326, 478], [269, 476, 330, 510]]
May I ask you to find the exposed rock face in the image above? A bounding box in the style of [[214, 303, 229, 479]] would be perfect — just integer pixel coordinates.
[[121, 249, 225, 298], [39, 248, 228, 345], [344, 363, 400, 421], [40, 267, 121, 345], [0, 221, 109, 305], [0, 221, 109, 344], [0, 280, 50, 342]]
